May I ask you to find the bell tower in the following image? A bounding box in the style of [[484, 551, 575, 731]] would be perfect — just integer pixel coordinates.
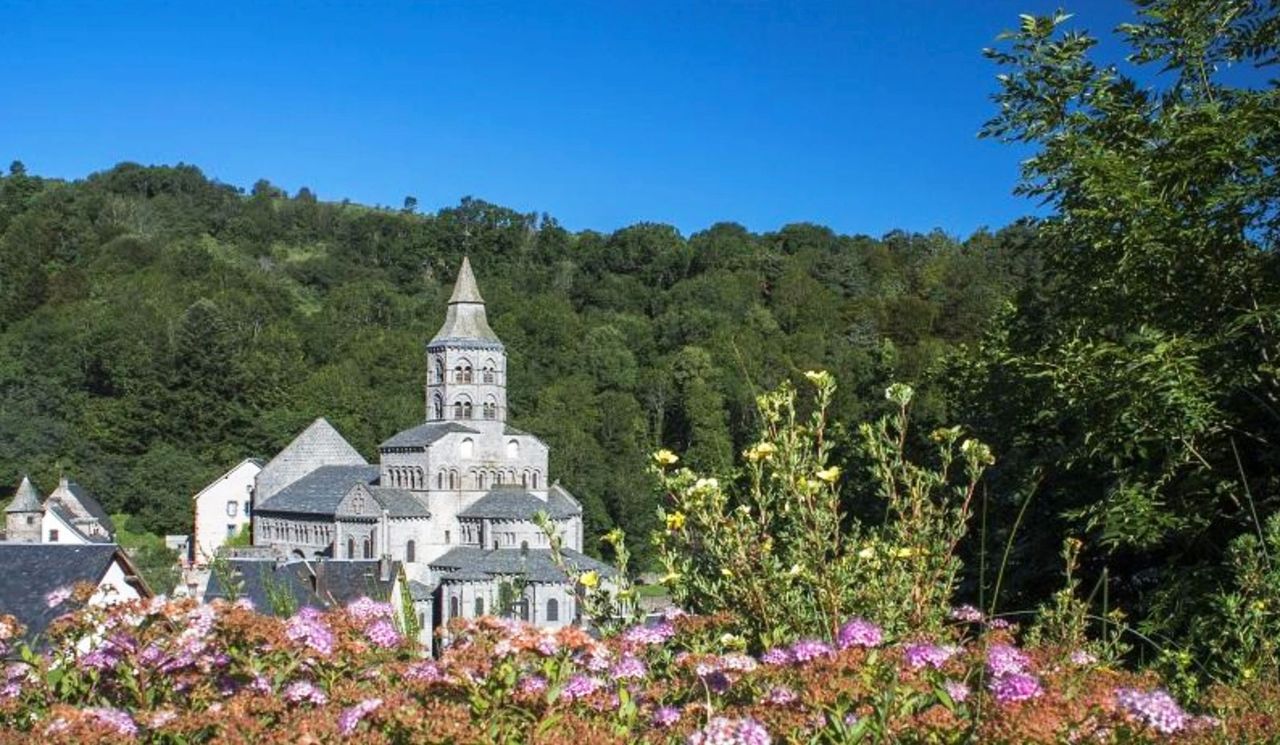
[[425, 257, 507, 424]]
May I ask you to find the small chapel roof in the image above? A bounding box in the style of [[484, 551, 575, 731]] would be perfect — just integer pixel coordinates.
[[430, 546, 613, 584], [457, 486, 581, 521], [5, 476, 42, 513], [429, 257, 502, 346], [379, 421, 478, 450], [256, 464, 380, 516]]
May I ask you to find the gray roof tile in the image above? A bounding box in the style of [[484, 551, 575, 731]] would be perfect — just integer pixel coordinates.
[[369, 487, 431, 518], [430, 546, 613, 584], [379, 421, 478, 450], [429, 257, 502, 345], [204, 558, 401, 616], [4, 476, 42, 513], [458, 487, 580, 520], [256, 418, 367, 503], [257, 465, 380, 516]]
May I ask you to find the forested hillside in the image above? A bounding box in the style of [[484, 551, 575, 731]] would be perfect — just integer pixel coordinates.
[[0, 161, 1030, 557]]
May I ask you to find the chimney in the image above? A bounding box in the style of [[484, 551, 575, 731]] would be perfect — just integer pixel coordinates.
[[379, 554, 392, 583]]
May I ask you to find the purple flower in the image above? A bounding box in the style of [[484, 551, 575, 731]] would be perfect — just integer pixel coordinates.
[[534, 634, 560, 656], [561, 674, 603, 701], [903, 643, 957, 670], [949, 604, 984, 623], [85, 707, 137, 737], [986, 618, 1013, 630], [837, 618, 884, 649], [346, 597, 394, 624], [790, 639, 833, 663], [687, 716, 771, 745], [652, 706, 681, 728], [943, 680, 970, 703], [1116, 688, 1188, 735], [284, 680, 328, 705], [988, 673, 1043, 703], [286, 610, 335, 656], [250, 675, 271, 694], [404, 661, 442, 682], [45, 586, 72, 609], [610, 654, 648, 681], [701, 670, 731, 695], [623, 621, 676, 646], [79, 647, 118, 672], [986, 643, 1031, 676], [760, 647, 794, 666], [519, 675, 548, 695], [337, 698, 382, 737], [764, 686, 798, 705], [364, 619, 402, 649]]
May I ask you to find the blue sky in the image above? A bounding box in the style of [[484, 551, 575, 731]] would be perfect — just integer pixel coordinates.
[[2, 2, 1153, 238]]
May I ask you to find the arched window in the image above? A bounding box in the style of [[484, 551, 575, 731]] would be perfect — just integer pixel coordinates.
[[506, 440, 520, 459], [463, 401, 473, 418], [483, 360, 496, 383], [463, 365, 473, 383], [449, 596, 459, 618], [474, 597, 484, 617], [477, 472, 486, 490], [483, 402, 496, 419], [546, 598, 559, 622], [415, 468, 423, 488], [363, 538, 372, 559], [453, 401, 463, 418], [449, 471, 457, 490], [460, 438, 474, 459], [347, 537, 355, 558], [433, 395, 444, 420], [406, 540, 416, 563], [437, 471, 444, 489], [521, 471, 528, 488], [454, 365, 464, 383], [434, 357, 445, 383], [532, 472, 539, 489]]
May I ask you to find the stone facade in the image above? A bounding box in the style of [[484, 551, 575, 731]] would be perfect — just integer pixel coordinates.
[[3, 475, 114, 544], [250, 258, 609, 636]]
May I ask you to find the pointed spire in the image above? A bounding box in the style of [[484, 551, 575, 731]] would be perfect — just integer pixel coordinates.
[[448, 256, 485, 304], [430, 257, 501, 345], [5, 475, 43, 513]]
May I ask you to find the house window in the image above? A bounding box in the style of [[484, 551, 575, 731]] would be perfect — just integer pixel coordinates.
[[460, 438, 474, 459], [25, 516, 34, 525], [406, 540, 416, 563], [546, 598, 559, 622], [532, 472, 539, 489], [449, 596, 459, 618], [445, 530, 451, 544], [434, 357, 444, 383], [48, 529, 59, 542], [474, 597, 484, 617], [462, 401, 473, 418], [506, 440, 519, 458], [348, 537, 355, 558], [227, 524, 237, 537], [453, 401, 463, 418], [243, 501, 251, 515], [363, 538, 372, 559], [483, 402, 496, 419], [433, 395, 444, 420], [226, 501, 238, 517]]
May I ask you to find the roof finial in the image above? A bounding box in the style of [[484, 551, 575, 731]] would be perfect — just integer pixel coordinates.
[[448, 256, 484, 304]]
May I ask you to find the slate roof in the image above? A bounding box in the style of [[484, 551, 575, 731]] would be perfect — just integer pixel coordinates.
[[256, 465, 380, 516], [47, 504, 112, 543], [256, 418, 367, 504], [203, 558, 402, 616], [45, 479, 114, 535], [430, 546, 614, 584], [0, 544, 145, 641], [429, 257, 503, 346], [408, 579, 438, 602], [379, 421, 478, 450], [368, 487, 430, 518], [458, 487, 580, 521], [4, 476, 41, 513]]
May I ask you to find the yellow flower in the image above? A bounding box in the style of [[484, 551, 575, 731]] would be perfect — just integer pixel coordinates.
[[803, 370, 831, 386], [857, 546, 875, 560], [653, 449, 679, 466], [579, 571, 600, 588], [816, 466, 841, 484], [744, 442, 777, 462], [894, 547, 918, 559], [720, 568, 734, 579], [665, 512, 687, 531], [788, 563, 803, 576], [659, 571, 682, 584]]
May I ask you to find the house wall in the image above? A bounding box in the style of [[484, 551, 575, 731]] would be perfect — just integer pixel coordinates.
[[193, 460, 260, 565], [93, 560, 143, 605], [40, 511, 88, 544]]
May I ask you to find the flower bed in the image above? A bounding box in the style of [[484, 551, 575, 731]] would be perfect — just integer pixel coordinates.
[[0, 593, 1273, 743]]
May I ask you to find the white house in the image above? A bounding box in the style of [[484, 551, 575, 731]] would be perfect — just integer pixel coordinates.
[[191, 458, 262, 566]]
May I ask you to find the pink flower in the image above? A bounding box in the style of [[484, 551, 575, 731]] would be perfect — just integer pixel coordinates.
[[903, 643, 957, 670], [837, 618, 884, 649], [988, 672, 1042, 703], [284, 680, 328, 705], [85, 707, 137, 737], [45, 586, 72, 609], [364, 619, 402, 648], [346, 597, 394, 624], [943, 680, 970, 703], [986, 643, 1031, 676], [337, 698, 382, 736], [1116, 688, 1188, 735], [688, 716, 771, 745]]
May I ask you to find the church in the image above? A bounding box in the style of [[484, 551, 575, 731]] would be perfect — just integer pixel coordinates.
[[250, 258, 610, 632]]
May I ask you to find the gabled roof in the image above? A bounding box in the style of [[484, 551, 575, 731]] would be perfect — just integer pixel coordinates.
[[369, 487, 431, 518], [45, 504, 112, 544], [256, 465, 380, 516], [203, 558, 401, 616], [430, 546, 613, 584], [429, 257, 503, 346], [458, 487, 580, 521], [379, 421, 478, 450], [548, 484, 584, 517], [193, 458, 264, 501], [256, 419, 367, 504], [0, 543, 147, 641], [4, 476, 42, 514], [44, 478, 114, 535]]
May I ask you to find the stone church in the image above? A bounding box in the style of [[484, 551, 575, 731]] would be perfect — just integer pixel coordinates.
[[251, 258, 609, 631]]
